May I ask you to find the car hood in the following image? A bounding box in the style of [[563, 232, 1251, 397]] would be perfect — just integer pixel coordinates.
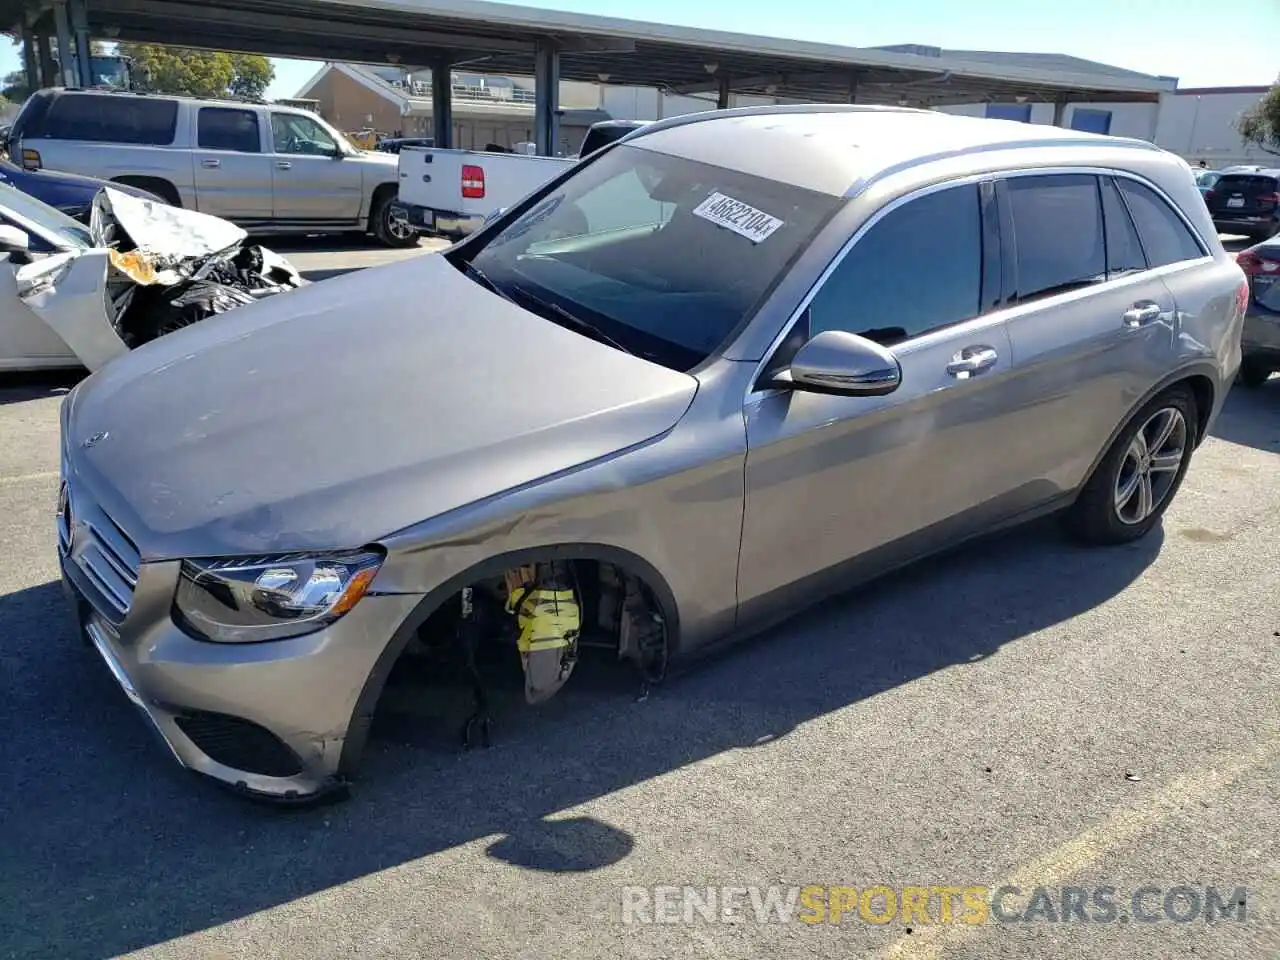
[[64, 253, 699, 561]]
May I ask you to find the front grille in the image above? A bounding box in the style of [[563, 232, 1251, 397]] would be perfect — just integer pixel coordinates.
[[63, 485, 141, 622], [174, 711, 304, 778]]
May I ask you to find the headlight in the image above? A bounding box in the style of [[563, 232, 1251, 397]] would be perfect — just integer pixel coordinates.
[[173, 549, 384, 643]]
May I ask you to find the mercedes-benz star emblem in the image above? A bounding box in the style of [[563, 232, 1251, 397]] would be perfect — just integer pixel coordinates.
[[81, 431, 109, 449]]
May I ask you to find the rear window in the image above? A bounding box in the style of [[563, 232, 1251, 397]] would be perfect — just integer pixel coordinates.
[[35, 93, 178, 146], [1215, 175, 1279, 196], [464, 144, 841, 371]]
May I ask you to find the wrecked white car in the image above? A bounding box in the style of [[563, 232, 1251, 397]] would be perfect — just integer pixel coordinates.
[[0, 183, 304, 372]]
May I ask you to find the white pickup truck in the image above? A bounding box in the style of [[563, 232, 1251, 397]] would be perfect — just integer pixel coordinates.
[[393, 120, 647, 240]]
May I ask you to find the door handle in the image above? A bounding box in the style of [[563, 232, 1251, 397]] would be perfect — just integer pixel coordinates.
[[200, 158, 220, 168], [1122, 301, 1162, 328], [946, 345, 999, 379], [276, 161, 292, 170]]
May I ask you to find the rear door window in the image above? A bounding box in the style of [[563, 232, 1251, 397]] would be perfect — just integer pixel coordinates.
[[37, 93, 178, 146], [1004, 174, 1106, 303], [197, 108, 261, 153], [809, 183, 983, 346], [1117, 179, 1206, 267]]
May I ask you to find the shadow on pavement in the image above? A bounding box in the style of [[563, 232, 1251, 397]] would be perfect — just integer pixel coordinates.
[[0, 517, 1163, 959], [0, 369, 84, 406], [1209, 381, 1280, 451]]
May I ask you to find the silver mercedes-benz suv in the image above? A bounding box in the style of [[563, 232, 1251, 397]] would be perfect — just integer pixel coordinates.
[[57, 105, 1246, 803]]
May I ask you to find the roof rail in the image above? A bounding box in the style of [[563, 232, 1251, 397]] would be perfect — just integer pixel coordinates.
[[618, 102, 928, 147]]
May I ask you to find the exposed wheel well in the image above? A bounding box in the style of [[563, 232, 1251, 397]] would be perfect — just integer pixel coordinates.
[[110, 175, 181, 206], [338, 545, 679, 777], [368, 182, 397, 229], [1180, 374, 1214, 447]]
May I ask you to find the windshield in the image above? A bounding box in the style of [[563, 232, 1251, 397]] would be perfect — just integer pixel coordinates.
[[461, 143, 841, 371], [0, 180, 93, 248]]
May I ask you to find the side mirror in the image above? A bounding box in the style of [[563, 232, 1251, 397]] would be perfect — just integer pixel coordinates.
[[770, 329, 902, 397], [0, 223, 31, 258]]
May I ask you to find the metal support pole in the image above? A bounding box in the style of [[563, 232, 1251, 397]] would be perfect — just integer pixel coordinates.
[[69, 0, 93, 87], [1052, 98, 1068, 127], [716, 75, 730, 110], [431, 58, 453, 149], [534, 39, 560, 156], [52, 1, 76, 88], [846, 74, 860, 105], [21, 23, 38, 94], [36, 31, 57, 88]]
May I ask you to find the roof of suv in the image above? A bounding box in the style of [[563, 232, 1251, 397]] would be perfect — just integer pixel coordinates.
[[630, 104, 1166, 198], [34, 86, 292, 112]]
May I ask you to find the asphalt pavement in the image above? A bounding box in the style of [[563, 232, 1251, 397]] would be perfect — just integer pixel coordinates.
[[0, 238, 1276, 960]]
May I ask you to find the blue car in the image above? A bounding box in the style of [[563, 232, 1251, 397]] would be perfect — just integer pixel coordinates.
[[0, 157, 163, 224]]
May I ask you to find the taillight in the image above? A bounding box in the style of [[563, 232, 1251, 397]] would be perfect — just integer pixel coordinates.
[[461, 164, 485, 199], [1235, 277, 1250, 315], [1237, 250, 1280, 276], [1203, 189, 1216, 201], [1258, 192, 1280, 205]]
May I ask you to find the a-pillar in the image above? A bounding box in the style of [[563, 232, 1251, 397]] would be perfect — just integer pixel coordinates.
[[69, 0, 93, 87], [1052, 98, 1069, 127], [431, 57, 453, 148], [534, 39, 561, 156]]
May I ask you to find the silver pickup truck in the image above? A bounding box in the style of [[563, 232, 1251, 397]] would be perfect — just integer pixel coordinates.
[[6, 88, 416, 247]]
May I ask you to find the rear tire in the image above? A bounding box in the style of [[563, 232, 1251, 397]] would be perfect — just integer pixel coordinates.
[[370, 193, 419, 248], [1066, 386, 1198, 546], [1237, 358, 1273, 388]]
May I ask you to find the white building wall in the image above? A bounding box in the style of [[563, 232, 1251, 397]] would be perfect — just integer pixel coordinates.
[[1154, 90, 1276, 167]]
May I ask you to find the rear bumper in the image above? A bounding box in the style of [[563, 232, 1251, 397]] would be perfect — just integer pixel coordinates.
[[1243, 306, 1280, 360], [1212, 215, 1277, 236], [394, 202, 484, 239]]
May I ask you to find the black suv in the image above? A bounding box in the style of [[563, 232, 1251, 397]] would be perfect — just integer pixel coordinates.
[[1204, 169, 1280, 241]]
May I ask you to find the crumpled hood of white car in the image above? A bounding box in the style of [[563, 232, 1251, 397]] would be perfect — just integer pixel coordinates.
[[90, 187, 249, 285]]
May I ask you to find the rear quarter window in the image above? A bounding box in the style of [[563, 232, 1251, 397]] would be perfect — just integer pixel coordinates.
[[36, 93, 178, 146], [1117, 179, 1206, 268]]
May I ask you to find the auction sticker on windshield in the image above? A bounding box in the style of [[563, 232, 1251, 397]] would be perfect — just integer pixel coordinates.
[[692, 192, 785, 243]]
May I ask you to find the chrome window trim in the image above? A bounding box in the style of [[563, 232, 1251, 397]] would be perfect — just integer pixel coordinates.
[[744, 164, 1213, 405]]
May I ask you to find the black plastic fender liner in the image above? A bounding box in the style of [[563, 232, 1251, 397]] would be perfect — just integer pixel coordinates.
[[337, 542, 680, 779]]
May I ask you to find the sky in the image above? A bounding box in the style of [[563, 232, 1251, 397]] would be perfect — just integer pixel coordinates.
[[2, 0, 1276, 99]]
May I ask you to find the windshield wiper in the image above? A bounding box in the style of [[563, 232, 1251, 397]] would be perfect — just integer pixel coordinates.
[[509, 283, 635, 355], [455, 257, 512, 301]]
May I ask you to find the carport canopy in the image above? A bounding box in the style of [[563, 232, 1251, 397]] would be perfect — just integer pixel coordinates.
[[1, 0, 1176, 153]]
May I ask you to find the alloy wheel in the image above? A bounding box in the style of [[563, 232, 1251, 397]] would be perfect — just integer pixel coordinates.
[[1113, 406, 1188, 525], [385, 204, 414, 241]]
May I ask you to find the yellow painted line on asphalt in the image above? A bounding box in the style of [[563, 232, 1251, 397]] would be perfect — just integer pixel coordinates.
[[0, 470, 59, 487], [876, 731, 1280, 960]]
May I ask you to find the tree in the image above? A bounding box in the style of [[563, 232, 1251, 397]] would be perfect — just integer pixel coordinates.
[[116, 44, 273, 99], [1238, 76, 1280, 156], [1, 69, 28, 102], [228, 55, 273, 99]]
